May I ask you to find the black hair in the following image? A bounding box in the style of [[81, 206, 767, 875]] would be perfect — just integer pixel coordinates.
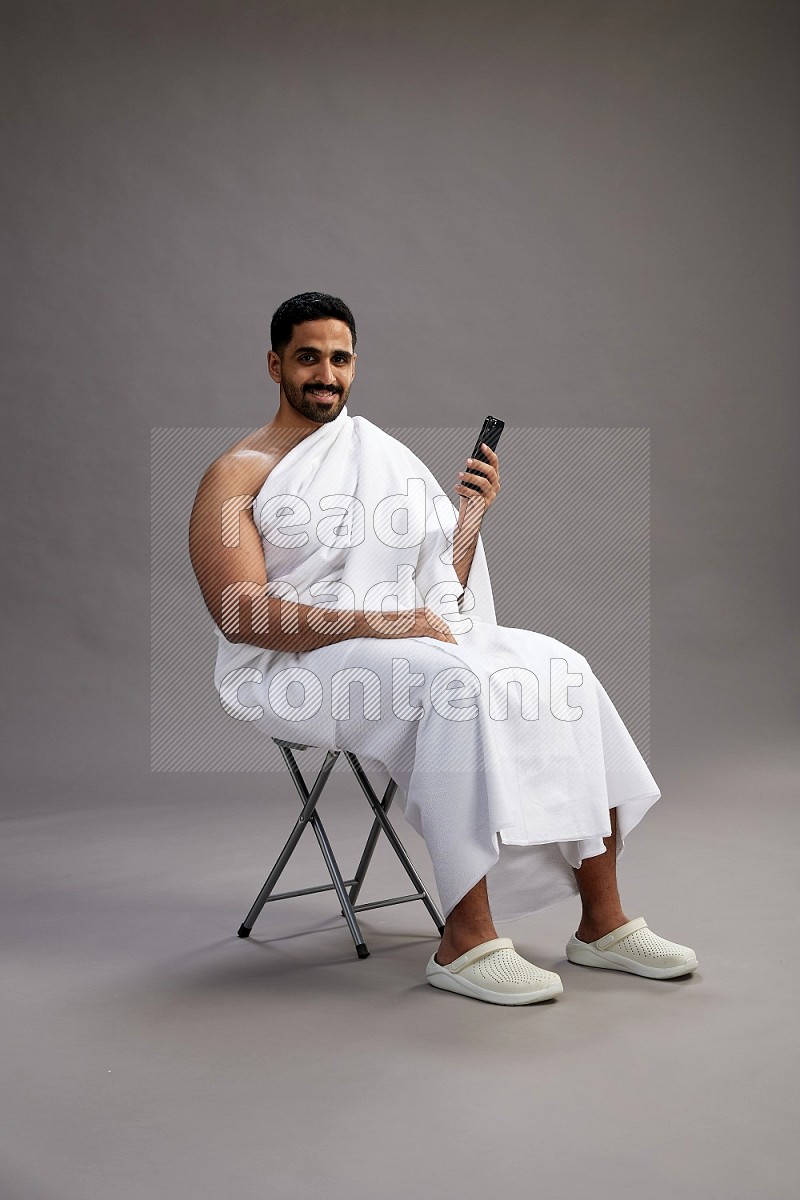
[[270, 292, 357, 356]]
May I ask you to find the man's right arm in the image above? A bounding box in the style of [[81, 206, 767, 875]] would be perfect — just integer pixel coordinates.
[[188, 454, 456, 652]]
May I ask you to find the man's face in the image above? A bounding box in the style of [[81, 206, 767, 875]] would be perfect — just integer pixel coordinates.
[[268, 318, 356, 424]]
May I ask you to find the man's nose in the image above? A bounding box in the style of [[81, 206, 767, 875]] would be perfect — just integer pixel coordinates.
[[313, 362, 337, 386]]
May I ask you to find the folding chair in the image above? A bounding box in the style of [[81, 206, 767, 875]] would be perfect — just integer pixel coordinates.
[[237, 738, 446, 958]]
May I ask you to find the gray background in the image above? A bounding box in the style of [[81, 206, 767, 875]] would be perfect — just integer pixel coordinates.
[[2, 2, 798, 1198]]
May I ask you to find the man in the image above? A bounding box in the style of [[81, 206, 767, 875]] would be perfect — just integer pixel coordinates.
[[189, 291, 698, 1005]]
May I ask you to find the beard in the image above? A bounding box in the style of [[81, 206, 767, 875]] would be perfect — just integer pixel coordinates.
[[283, 379, 350, 424]]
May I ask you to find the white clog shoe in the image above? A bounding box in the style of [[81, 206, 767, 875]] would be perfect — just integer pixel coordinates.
[[426, 937, 563, 1005], [566, 917, 698, 979]]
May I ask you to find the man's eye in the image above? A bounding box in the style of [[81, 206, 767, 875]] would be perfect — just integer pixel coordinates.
[[298, 354, 347, 364]]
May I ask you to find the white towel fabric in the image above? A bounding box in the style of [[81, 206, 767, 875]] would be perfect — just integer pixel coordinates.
[[213, 405, 661, 921]]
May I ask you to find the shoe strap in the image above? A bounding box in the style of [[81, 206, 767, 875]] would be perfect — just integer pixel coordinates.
[[596, 917, 648, 950], [447, 937, 515, 974]]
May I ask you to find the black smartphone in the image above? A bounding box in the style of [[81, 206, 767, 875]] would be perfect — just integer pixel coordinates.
[[461, 414, 505, 493]]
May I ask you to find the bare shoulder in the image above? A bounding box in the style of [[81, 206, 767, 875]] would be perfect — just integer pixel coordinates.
[[196, 425, 297, 501], [200, 446, 274, 502]]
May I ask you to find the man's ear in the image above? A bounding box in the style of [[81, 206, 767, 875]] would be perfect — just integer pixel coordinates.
[[267, 350, 282, 386], [351, 352, 357, 380]]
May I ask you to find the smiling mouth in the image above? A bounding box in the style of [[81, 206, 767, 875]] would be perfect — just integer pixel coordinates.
[[308, 390, 339, 401]]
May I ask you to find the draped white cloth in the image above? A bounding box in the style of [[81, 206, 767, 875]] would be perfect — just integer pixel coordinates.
[[213, 405, 661, 921]]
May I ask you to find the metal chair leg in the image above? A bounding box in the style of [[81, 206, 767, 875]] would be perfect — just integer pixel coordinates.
[[347, 777, 398, 907], [237, 746, 339, 937], [237, 741, 446, 957], [343, 752, 446, 935], [308, 811, 369, 958]]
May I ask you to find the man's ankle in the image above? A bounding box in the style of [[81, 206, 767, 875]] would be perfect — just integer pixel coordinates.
[[437, 926, 499, 965], [576, 912, 630, 942]]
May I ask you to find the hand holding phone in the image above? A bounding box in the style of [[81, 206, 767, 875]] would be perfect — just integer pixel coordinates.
[[460, 414, 504, 494]]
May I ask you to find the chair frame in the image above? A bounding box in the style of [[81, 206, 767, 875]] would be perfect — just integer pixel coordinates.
[[237, 738, 446, 958]]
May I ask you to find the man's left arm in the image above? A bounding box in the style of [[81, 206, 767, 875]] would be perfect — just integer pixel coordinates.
[[452, 442, 501, 589]]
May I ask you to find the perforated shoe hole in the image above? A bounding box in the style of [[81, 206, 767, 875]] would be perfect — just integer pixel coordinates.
[[613, 928, 693, 961], [471, 947, 554, 984]]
